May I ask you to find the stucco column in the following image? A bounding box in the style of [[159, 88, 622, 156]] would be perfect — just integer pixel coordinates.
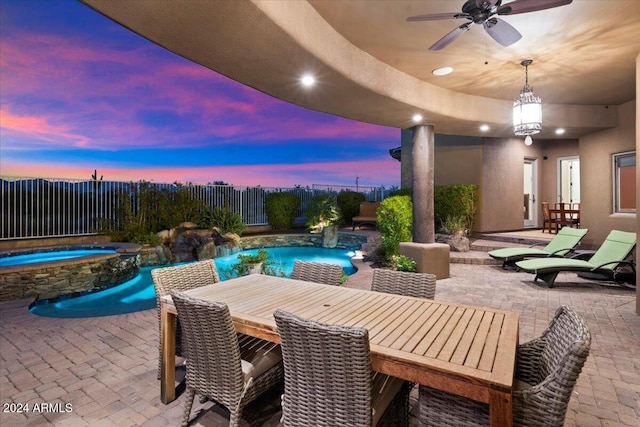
[[412, 125, 435, 243], [400, 129, 414, 189]]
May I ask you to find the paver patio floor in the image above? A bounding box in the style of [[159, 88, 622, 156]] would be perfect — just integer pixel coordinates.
[[1, 243, 638, 426]]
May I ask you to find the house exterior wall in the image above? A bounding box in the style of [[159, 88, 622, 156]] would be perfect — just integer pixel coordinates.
[[401, 101, 636, 243], [579, 100, 636, 249], [431, 136, 543, 233]]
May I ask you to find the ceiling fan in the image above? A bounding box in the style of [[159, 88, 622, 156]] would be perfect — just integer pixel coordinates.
[[407, 0, 573, 51]]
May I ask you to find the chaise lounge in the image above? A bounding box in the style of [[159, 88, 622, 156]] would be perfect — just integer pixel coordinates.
[[351, 201, 380, 230], [489, 227, 588, 268], [515, 230, 636, 287]]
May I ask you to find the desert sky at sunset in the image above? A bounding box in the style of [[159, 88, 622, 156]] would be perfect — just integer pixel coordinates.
[[0, 0, 401, 188]]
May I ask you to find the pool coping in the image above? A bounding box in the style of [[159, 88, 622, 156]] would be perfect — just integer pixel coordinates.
[[0, 242, 141, 273]]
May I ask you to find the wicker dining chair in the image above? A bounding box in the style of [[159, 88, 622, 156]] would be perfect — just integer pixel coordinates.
[[290, 260, 343, 286], [151, 260, 221, 379], [274, 309, 412, 427], [172, 291, 283, 427], [418, 305, 591, 427], [371, 269, 436, 299]]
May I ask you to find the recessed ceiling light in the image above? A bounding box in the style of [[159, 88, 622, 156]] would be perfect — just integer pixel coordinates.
[[412, 114, 423, 123], [432, 67, 453, 76], [479, 124, 489, 132], [300, 73, 316, 88], [555, 128, 565, 135]]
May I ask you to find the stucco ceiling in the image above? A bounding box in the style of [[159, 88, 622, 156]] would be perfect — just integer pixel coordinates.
[[81, 0, 639, 139], [309, 0, 639, 106]]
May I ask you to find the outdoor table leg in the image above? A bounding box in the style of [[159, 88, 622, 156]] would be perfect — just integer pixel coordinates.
[[489, 389, 513, 427], [160, 304, 176, 404]]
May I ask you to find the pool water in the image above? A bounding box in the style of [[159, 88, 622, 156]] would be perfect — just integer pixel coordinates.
[[0, 249, 117, 267], [215, 247, 356, 278], [29, 247, 356, 318]]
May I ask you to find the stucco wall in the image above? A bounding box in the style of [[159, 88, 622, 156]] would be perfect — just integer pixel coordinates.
[[476, 138, 543, 232], [431, 135, 550, 233], [579, 100, 636, 249]]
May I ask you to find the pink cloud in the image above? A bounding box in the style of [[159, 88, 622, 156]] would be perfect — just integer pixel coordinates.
[[1, 30, 397, 152], [0, 107, 90, 148]]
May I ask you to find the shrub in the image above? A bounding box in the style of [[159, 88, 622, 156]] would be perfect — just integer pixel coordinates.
[[389, 188, 413, 198], [336, 190, 365, 225], [388, 255, 417, 272], [377, 195, 413, 256], [265, 192, 300, 230], [201, 205, 246, 236], [434, 185, 478, 234], [439, 215, 466, 235], [304, 193, 342, 232]]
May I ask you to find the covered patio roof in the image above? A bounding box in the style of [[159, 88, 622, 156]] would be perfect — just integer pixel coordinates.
[[80, 0, 638, 139]]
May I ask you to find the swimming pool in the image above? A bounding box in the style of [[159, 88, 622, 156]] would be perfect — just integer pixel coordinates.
[[0, 249, 118, 267], [29, 246, 357, 318]]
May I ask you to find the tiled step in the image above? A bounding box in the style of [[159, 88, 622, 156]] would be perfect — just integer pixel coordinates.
[[450, 251, 501, 265]]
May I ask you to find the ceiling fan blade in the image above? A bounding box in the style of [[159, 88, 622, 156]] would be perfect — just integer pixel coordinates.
[[407, 13, 467, 22], [483, 18, 522, 46], [429, 24, 472, 51], [498, 0, 572, 16]]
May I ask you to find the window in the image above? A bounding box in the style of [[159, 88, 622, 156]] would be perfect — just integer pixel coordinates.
[[613, 151, 636, 213]]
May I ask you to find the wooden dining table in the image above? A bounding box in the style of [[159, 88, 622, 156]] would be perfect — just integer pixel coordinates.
[[548, 207, 580, 233], [160, 274, 520, 426]]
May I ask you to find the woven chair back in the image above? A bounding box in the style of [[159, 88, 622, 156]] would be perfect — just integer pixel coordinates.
[[290, 260, 343, 286], [151, 259, 221, 298], [371, 269, 436, 299], [538, 306, 591, 383], [171, 291, 244, 406], [274, 309, 373, 427]]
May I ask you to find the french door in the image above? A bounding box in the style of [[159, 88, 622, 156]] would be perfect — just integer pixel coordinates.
[[524, 159, 538, 228], [558, 156, 580, 204]]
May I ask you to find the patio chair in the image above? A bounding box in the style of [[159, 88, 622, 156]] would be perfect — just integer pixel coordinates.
[[371, 269, 436, 299], [515, 230, 636, 287], [541, 202, 559, 234], [488, 227, 588, 268], [290, 260, 343, 286], [418, 305, 591, 427], [171, 291, 283, 427], [151, 260, 221, 379], [273, 309, 412, 427]]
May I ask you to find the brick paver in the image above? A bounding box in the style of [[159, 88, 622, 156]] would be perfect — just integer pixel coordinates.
[[1, 232, 638, 426]]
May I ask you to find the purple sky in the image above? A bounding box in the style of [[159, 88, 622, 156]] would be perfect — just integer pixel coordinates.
[[0, 0, 401, 188]]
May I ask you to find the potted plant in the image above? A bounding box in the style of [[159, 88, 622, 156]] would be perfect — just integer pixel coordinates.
[[227, 249, 271, 277]]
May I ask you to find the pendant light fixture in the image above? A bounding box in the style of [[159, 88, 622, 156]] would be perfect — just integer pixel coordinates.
[[513, 59, 542, 140]]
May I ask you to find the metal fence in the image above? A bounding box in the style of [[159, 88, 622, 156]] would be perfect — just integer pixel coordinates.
[[1, 177, 389, 240]]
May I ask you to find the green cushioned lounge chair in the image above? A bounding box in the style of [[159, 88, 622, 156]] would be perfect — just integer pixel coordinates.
[[515, 230, 636, 287], [489, 227, 589, 268]]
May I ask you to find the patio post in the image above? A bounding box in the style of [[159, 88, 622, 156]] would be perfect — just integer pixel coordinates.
[[399, 125, 450, 279], [412, 125, 435, 243]]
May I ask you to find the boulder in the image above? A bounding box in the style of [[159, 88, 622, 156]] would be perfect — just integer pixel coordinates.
[[322, 225, 339, 248], [435, 233, 470, 252], [196, 240, 217, 260]]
